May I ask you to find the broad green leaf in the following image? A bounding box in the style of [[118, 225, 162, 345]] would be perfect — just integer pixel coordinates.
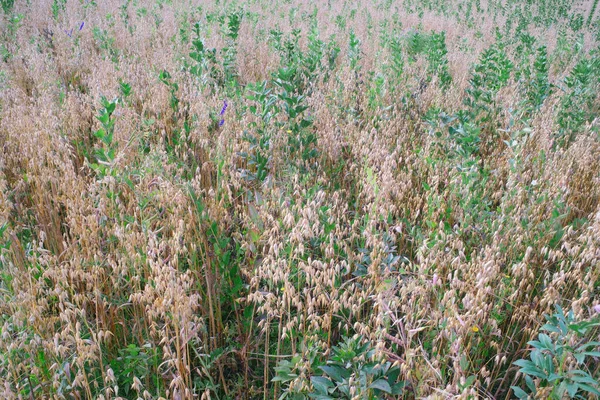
[[319, 365, 350, 382], [310, 376, 334, 395], [579, 383, 600, 396], [511, 386, 529, 399], [566, 382, 578, 398], [369, 379, 391, 393]]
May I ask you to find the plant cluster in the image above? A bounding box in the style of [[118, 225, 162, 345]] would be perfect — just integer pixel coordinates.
[[0, 0, 599, 399]]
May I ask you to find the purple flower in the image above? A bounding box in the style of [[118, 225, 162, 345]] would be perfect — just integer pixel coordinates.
[[594, 304, 600, 314], [79, 22, 85, 31], [65, 28, 73, 37], [218, 100, 228, 127]]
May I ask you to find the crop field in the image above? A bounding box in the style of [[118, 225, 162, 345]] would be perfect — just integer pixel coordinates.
[[1, 0, 600, 398]]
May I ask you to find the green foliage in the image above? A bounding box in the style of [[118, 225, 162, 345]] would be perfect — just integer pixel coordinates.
[[276, 69, 317, 166], [222, 10, 243, 87], [555, 56, 599, 148], [405, 30, 430, 61], [588, 0, 599, 26], [109, 343, 161, 398], [0, 0, 14, 14], [308, 337, 406, 399], [92, 27, 119, 63], [511, 306, 600, 399], [89, 96, 119, 178], [189, 22, 220, 88], [119, 80, 132, 98], [274, 336, 406, 399], [51, 0, 66, 20], [404, 29, 452, 88], [348, 30, 361, 70], [159, 69, 180, 113], [524, 46, 552, 112], [426, 31, 452, 88], [387, 35, 405, 85], [242, 80, 278, 183], [304, 20, 325, 85], [465, 44, 513, 115]]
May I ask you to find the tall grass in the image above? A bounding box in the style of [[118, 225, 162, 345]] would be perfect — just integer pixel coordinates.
[[0, 0, 599, 399]]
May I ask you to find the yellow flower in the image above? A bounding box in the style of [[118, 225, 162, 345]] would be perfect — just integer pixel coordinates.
[[287, 130, 292, 133], [472, 326, 479, 333]]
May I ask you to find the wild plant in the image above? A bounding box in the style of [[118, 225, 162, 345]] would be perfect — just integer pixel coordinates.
[[189, 22, 219, 89], [1, 1, 600, 399], [221, 10, 243, 88], [511, 306, 600, 399], [524, 46, 552, 113], [89, 96, 119, 179], [242, 80, 278, 183]]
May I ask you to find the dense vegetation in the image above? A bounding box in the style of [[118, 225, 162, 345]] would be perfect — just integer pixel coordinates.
[[1, 0, 600, 398]]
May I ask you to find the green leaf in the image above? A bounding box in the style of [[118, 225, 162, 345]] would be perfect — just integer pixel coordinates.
[[513, 360, 536, 369], [583, 351, 600, 357], [272, 372, 297, 383], [525, 376, 536, 392], [548, 373, 561, 382], [579, 383, 600, 396], [387, 366, 400, 384], [464, 375, 476, 387], [576, 342, 600, 351], [94, 128, 106, 140], [391, 381, 407, 395], [310, 376, 333, 395], [519, 366, 547, 379], [319, 365, 349, 382], [538, 333, 554, 350], [569, 320, 600, 334], [511, 386, 529, 399], [369, 379, 392, 393], [566, 382, 578, 398], [541, 323, 561, 334]]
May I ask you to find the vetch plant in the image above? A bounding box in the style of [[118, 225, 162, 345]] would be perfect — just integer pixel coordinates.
[[511, 305, 600, 399], [274, 336, 406, 399], [309, 336, 406, 399], [89, 96, 119, 178]]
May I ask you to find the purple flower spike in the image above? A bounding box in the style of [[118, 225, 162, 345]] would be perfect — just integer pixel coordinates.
[[65, 29, 73, 37], [79, 21, 85, 31], [220, 100, 228, 116], [219, 119, 225, 127]]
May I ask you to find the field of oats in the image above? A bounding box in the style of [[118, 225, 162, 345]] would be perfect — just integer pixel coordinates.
[[1, 0, 600, 399]]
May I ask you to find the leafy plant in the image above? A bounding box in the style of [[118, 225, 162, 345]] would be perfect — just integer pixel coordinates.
[[109, 343, 161, 398], [0, 0, 14, 14], [242, 80, 278, 183], [524, 46, 552, 113], [221, 10, 243, 87], [426, 31, 452, 88], [555, 56, 599, 148], [348, 30, 361, 71], [309, 336, 406, 399], [511, 305, 600, 399], [274, 336, 406, 399], [89, 96, 119, 178]]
